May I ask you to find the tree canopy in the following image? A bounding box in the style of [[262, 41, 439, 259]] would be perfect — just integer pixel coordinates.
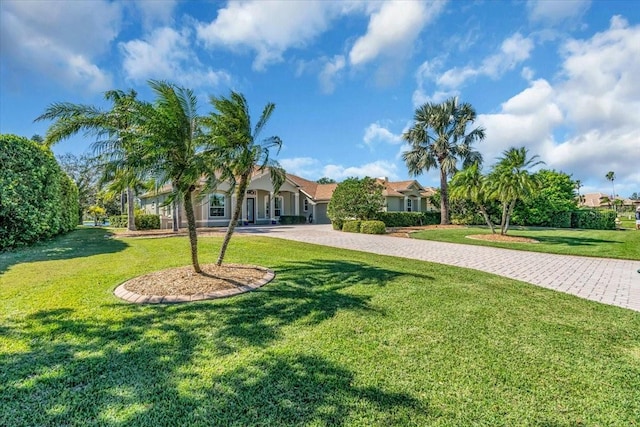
[[327, 177, 384, 223], [402, 97, 485, 225]]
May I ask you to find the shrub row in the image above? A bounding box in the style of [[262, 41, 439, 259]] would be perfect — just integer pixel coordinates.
[[571, 209, 616, 230], [373, 211, 441, 227], [279, 215, 307, 225], [341, 220, 386, 234], [108, 214, 161, 230], [1, 134, 79, 250]]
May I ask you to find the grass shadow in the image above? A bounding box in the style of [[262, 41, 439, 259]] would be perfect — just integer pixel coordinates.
[[0, 227, 128, 275], [1, 305, 430, 426], [531, 235, 620, 247]]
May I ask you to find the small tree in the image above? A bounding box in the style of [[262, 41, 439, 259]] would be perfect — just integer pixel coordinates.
[[327, 177, 384, 226], [86, 205, 106, 226], [449, 163, 495, 233], [488, 147, 544, 235], [316, 177, 336, 184]]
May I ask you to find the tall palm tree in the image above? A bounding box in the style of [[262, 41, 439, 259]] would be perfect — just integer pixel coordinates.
[[139, 80, 215, 273], [449, 162, 495, 233], [203, 92, 285, 266], [575, 179, 583, 205], [489, 147, 544, 235], [35, 90, 143, 231], [606, 171, 616, 211], [402, 97, 485, 225]]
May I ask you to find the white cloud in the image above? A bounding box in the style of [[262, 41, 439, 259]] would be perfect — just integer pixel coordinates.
[[436, 33, 534, 88], [120, 27, 231, 88], [323, 160, 399, 181], [363, 123, 402, 146], [527, 0, 591, 25], [318, 55, 346, 94], [130, 0, 177, 30], [196, 1, 343, 71], [349, 0, 445, 66], [477, 17, 640, 192], [280, 157, 322, 177], [0, 0, 120, 92]]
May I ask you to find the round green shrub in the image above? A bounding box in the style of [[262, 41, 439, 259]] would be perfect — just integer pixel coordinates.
[[342, 220, 361, 233], [360, 220, 386, 234]]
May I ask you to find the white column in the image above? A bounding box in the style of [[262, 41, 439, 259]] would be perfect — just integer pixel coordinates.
[[417, 196, 422, 212], [404, 196, 408, 211], [269, 191, 275, 222], [312, 204, 317, 224], [294, 192, 300, 216]]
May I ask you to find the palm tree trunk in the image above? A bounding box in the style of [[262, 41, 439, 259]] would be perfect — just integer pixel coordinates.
[[183, 188, 201, 273], [172, 199, 179, 232], [126, 186, 136, 231], [439, 166, 450, 225], [504, 199, 516, 235], [216, 174, 248, 266], [500, 202, 508, 235], [479, 205, 495, 234]]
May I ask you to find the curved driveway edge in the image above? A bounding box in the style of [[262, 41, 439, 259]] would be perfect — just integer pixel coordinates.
[[236, 224, 640, 313]]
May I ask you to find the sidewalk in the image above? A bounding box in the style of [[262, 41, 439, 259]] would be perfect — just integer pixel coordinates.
[[236, 224, 640, 312]]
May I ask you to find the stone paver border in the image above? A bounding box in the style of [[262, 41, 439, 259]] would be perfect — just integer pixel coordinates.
[[113, 266, 275, 304]]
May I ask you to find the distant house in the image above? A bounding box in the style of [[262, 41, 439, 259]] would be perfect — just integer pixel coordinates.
[[580, 192, 611, 208], [376, 177, 438, 212], [139, 169, 438, 228]]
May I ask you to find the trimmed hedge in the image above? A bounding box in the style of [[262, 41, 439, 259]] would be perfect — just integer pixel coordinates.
[[0, 134, 79, 250], [332, 219, 344, 231], [108, 214, 161, 230], [279, 215, 307, 225], [374, 211, 441, 227], [342, 220, 361, 233], [360, 220, 386, 234], [571, 209, 616, 230]]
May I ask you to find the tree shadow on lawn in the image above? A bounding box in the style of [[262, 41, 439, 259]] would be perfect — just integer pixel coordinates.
[[2, 279, 431, 427], [531, 235, 620, 247], [0, 227, 128, 275]]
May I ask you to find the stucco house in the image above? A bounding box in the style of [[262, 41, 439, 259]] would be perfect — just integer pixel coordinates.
[[139, 169, 437, 228]]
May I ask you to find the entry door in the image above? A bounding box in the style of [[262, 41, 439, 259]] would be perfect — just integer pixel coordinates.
[[246, 198, 255, 223]]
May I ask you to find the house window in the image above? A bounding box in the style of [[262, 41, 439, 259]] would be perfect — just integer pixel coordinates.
[[275, 197, 282, 217], [407, 198, 412, 212], [209, 193, 225, 217], [304, 198, 309, 212]]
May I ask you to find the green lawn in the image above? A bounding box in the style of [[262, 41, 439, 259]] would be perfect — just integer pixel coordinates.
[[410, 226, 640, 260], [1, 228, 640, 426]]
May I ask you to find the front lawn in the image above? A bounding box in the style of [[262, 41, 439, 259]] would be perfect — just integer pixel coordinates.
[[410, 226, 640, 260], [1, 228, 639, 426]]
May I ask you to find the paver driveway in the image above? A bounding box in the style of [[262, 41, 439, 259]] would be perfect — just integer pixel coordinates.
[[236, 224, 640, 312]]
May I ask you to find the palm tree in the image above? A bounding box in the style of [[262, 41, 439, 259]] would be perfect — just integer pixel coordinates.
[[138, 80, 215, 273], [202, 92, 285, 266], [606, 171, 616, 211], [449, 162, 495, 233], [35, 90, 144, 231], [402, 97, 485, 225], [489, 147, 544, 235], [574, 179, 583, 205]]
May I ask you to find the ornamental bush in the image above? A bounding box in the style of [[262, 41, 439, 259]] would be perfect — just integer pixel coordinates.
[[571, 209, 616, 230], [0, 134, 79, 250], [360, 220, 386, 234], [108, 214, 160, 229], [342, 220, 361, 233], [374, 212, 441, 227], [279, 215, 307, 225]]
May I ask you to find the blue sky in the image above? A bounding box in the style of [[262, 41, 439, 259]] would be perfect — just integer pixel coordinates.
[[1, 0, 639, 197]]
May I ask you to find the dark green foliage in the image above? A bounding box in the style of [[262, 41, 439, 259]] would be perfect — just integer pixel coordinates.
[[342, 220, 361, 233], [327, 177, 384, 222], [0, 134, 78, 250], [109, 214, 160, 229], [571, 209, 616, 230], [360, 220, 386, 234], [511, 170, 577, 227], [331, 219, 343, 231], [136, 214, 160, 230], [279, 215, 307, 225], [108, 215, 128, 228], [374, 212, 441, 227]]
